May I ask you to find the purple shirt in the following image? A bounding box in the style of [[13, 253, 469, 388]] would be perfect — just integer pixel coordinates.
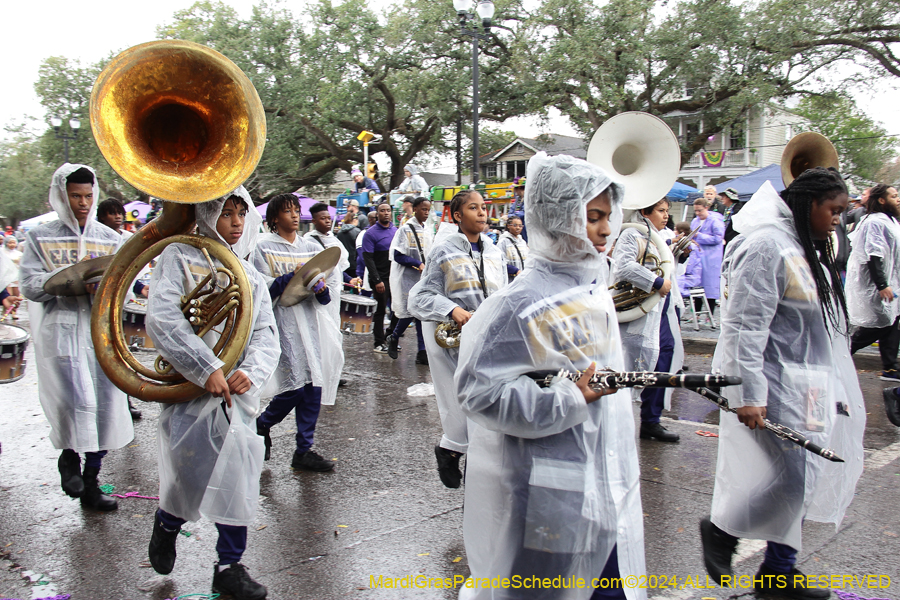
[[362, 221, 398, 283]]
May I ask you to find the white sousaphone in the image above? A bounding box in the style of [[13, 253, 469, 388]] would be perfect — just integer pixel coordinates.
[[587, 111, 682, 322]]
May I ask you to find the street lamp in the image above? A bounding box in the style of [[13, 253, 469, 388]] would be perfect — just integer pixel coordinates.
[[453, 0, 494, 184], [50, 116, 81, 163]]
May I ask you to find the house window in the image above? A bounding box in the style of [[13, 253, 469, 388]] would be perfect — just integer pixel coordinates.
[[483, 163, 497, 179], [684, 121, 700, 145], [729, 124, 745, 149]]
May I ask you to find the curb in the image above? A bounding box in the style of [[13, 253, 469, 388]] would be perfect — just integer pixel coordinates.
[[682, 336, 883, 372]]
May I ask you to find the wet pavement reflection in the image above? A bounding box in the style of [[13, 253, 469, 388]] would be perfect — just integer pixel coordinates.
[[1, 317, 897, 599]]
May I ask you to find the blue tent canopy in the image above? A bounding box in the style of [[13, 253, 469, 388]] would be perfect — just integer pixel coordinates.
[[715, 164, 784, 201], [666, 181, 699, 200]]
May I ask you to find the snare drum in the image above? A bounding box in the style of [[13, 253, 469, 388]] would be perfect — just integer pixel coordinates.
[[123, 300, 155, 350], [0, 324, 29, 383], [340, 294, 377, 335]]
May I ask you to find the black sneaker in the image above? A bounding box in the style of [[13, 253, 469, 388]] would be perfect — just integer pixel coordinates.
[[884, 387, 900, 427], [291, 449, 335, 472], [415, 350, 429, 365], [753, 563, 830, 599], [128, 397, 142, 420], [879, 369, 900, 382], [373, 343, 389, 354], [212, 562, 267, 600], [387, 335, 400, 359], [148, 511, 180, 575], [434, 445, 463, 489], [256, 420, 272, 461], [699, 517, 738, 585], [640, 422, 680, 442], [58, 449, 84, 498]]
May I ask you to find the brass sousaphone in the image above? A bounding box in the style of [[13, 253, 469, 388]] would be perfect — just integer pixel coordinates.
[[781, 131, 840, 186], [90, 40, 266, 403], [587, 112, 682, 322]]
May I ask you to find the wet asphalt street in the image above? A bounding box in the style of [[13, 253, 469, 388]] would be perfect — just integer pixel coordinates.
[[0, 313, 898, 600]]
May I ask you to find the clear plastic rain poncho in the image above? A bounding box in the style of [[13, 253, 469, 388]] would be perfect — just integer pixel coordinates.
[[453, 153, 646, 600], [304, 227, 350, 329], [0, 249, 18, 291], [496, 230, 529, 279], [845, 211, 900, 328], [252, 232, 344, 405], [19, 163, 132, 452], [147, 188, 279, 526], [710, 182, 865, 550], [611, 210, 684, 408], [408, 219, 506, 454], [397, 163, 428, 195], [388, 216, 433, 318]]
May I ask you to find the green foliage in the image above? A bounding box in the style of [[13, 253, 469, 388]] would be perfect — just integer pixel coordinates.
[[0, 123, 54, 224], [794, 93, 898, 184], [34, 56, 141, 201]]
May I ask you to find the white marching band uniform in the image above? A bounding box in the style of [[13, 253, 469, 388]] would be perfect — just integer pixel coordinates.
[[20, 163, 133, 453], [496, 230, 528, 280], [612, 213, 684, 408], [389, 217, 433, 319], [454, 153, 646, 600], [845, 211, 900, 328], [710, 182, 865, 550], [147, 188, 279, 526], [252, 232, 344, 406], [409, 229, 506, 454]]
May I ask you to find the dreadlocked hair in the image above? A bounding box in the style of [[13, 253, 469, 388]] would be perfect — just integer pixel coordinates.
[[779, 167, 849, 333], [265, 193, 300, 233], [865, 183, 896, 220]]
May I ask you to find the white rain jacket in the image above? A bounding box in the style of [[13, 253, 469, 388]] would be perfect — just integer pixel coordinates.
[[845, 212, 900, 328], [496, 230, 528, 280], [454, 152, 645, 600], [148, 188, 279, 526], [389, 217, 433, 319], [409, 230, 506, 454], [397, 163, 428, 195], [710, 182, 865, 550], [252, 232, 344, 405], [0, 250, 18, 291], [612, 213, 684, 408], [20, 163, 132, 453]]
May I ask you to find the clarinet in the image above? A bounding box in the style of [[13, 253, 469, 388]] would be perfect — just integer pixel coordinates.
[[692, 387, 844, 463], [528, 369, 844, 463], [527, 369, 742, 390]]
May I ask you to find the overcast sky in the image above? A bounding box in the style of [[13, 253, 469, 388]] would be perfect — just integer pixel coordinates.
[[4, 0, 897, 173]]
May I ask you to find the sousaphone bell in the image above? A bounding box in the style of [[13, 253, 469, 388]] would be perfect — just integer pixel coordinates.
[[587, 112, 681, 322], [90, 40, 266, 403]]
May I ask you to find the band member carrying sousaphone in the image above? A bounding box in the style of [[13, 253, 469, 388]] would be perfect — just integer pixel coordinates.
[[20, 164, 131, 512]]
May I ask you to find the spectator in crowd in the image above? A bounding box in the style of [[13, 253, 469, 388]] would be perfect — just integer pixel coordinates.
[[675, 221, 703, 299], [705, 185, 725, 213], [691, 197, 725, 316], [352, 169, 381, 194], [337, 213, 362, 281], [719, 187, 743, 244], [362, 202, 399, 352]]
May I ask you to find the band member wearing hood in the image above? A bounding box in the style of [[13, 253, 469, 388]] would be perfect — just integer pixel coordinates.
[[454, 153, 646, 600], [19, 164, 132, 512], [146, 188, 279, 600], [700, 169, 865, 600]]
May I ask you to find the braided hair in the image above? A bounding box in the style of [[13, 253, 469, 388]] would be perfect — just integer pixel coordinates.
[[449, 189, 479, 224], [779, 167, 848, 332], [865, 183, 896, 220]]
